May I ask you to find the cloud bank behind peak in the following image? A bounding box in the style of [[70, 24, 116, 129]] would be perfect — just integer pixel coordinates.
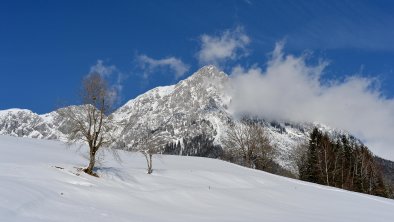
[[227, 42, 394, 160]]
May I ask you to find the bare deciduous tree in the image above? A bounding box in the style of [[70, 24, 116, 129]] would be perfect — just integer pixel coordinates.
[[130, 127, 168, 174], [57, 73, 117, 176], [121, 113, 171, 174], [222, 121, 276, 169]]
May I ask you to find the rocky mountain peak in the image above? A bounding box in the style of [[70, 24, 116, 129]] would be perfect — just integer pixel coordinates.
[[173, 65, 229, 107], [184, 65, 228, 83]]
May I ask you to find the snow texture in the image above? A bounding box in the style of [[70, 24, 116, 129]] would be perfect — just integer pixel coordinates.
[[0, 135, 393, 222]]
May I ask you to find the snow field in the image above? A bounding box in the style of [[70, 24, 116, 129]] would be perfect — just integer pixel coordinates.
[[0, 135, 393, 222]]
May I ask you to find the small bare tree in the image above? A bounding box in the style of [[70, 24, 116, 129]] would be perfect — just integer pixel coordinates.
[[222, 121, 276, 169], [130, 126, 168, 174], [57, 73, 116, 176], [120, 112, 171, 174]]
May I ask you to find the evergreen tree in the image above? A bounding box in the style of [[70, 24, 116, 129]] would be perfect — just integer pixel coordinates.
[[298, 128, 389, 198], [302, 128, 321, 183]]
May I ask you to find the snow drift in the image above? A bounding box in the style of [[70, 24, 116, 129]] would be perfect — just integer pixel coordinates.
[[0, 135, 393, 222]]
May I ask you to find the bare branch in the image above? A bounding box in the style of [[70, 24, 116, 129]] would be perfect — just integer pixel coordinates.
[[56, 73, 118, 176]]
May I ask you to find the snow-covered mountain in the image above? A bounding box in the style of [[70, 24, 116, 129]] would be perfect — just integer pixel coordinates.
[[0, 109, 59, 139], [0, 106, 88, 142], [0, 65, 348, 169], [113, 65, 232, 151]]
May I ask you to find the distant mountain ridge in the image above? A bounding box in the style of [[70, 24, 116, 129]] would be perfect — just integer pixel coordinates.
[[0, 65, 387, 172]]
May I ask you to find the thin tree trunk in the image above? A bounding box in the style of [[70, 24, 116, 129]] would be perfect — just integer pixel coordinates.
[[148, 153, 153, 174], [144, 151, 153, 174], [341, 161, 344, 189], [332, 155, 338, 187], [324, 149, 329, 186]]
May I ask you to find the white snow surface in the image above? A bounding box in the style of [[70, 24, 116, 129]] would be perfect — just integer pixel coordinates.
[[0, 135, 393, 222]]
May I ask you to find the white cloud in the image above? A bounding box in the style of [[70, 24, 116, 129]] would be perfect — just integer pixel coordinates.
[[89, 60, 117, 77], [88, 60, 123, 106], [137, 54, 190, 79], [227, 42, 394, 161], [196, 26, 250, 66]]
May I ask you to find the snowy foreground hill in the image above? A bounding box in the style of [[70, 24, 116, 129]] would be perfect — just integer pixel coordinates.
[[1, 135, 393, 222]]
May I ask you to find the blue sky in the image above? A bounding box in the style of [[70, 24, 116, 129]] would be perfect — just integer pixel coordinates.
[[1, 0, 394, 114]]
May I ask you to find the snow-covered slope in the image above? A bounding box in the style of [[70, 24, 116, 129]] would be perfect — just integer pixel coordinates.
[[0, 135, 393, 222], [0, 65, 353, 170]]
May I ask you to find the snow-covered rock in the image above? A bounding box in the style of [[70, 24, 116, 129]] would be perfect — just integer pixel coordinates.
[[0, 109, 58, 139]]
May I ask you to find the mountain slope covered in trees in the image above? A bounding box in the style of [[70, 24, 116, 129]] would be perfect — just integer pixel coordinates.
[[299, 128, 389, 197]]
